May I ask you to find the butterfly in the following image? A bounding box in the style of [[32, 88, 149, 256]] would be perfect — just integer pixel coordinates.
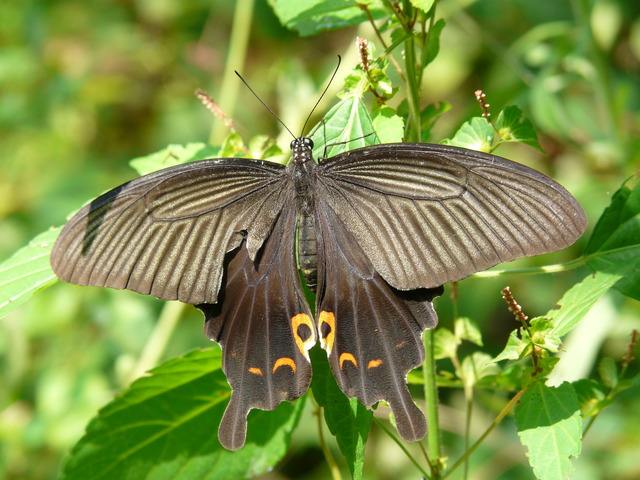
[[50, 131, 587, 451]]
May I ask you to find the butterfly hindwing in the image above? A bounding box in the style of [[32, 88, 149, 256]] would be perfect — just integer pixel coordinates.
[[51, 158, 290, 305], [198, 202, 315, 451], [318, 143, 587, 290], [314, 203, 443, 442]]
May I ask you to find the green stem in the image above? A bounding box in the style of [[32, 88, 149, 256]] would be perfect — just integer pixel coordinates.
[[471, 256, 586, 278], [128, 301, 186, 383], [423, 329, 442, 475], [316, 404, 342, 480], [401, 0, 422, 141], [211, 0, 255, 145], [374, 418, 431, 478], [571, 0, 622, 157], [442, 387, 528, 479], [463, 388, 473, 480]]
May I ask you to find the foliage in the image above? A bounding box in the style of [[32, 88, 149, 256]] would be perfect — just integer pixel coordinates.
[[1, 1, 639, 480]]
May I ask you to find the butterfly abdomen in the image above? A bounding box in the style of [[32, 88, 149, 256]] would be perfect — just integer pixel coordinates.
[[298, 211, 318, 291]]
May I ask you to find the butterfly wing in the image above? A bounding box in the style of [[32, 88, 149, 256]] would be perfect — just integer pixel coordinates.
[[317, 143, 587, 290], [51, 158, 289, 305], [198, 201, 315, 451], [315, 203, 443, 442]]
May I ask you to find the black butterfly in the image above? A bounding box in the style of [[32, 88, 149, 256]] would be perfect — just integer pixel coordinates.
[[50, 136, 586, 450]]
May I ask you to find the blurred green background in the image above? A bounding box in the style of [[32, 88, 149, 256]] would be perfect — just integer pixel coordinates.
[[1, 1, 639, 479]]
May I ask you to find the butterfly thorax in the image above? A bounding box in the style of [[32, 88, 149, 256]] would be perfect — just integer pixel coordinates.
[[289, 137, 318, 292]]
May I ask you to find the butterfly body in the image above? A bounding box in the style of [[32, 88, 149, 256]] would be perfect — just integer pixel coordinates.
[[290, 137, 320, 291], [51, 139, 586, 450]]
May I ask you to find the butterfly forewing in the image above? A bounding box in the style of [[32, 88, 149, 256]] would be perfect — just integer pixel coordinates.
[[317, 143, 587, 291], [51, 158, 290, 305]]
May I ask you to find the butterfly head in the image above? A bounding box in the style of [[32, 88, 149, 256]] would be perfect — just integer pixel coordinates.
[[290, 137, 314, 165]]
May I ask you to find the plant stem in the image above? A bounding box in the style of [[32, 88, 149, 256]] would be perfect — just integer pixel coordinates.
[[316, 404, 342, 480], [211, 0, 255, 145], [442, 387, 528, 479], [463, 390, 473, 480], [401, 0, 422, 141], [471, 256, 586, 278], [374, 418, 431, 478], [128, 301, 186, 383], [571, 0, 622, 162], [423, 329, 442, 474]]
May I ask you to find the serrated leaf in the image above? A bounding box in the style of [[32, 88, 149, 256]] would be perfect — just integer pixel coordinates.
[[129, 143, 220, 175], [270, 0, 387, 36], [454, 317, 483, 346], [441, 117, 494, 152], [597, 357, 619, 389], [494, 105, 542, 151], [310, 347, 371, 480], [433, 327, 459, 360], [585, 179, 640, 299], [515, 382, 582, 480], [61, 349, 304, 480], [548, 270, 624, 337], [0, 228, 59, 319], [310, 96, 377, 159]]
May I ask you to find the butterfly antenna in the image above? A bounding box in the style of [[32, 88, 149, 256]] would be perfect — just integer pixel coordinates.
[[301, 55, 341, 136], [234, 70, 297, 140]]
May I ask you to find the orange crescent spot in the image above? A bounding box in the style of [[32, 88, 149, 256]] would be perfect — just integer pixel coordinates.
[[339, 352, 358, 369], [319, 311, 336, 355], [291, 313, 314, 359], [367, 359, 383, 369], [248, 367, 263, 376], [272, 357, 297, 373]]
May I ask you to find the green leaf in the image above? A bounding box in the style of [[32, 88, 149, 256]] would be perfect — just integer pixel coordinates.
[[433, 327, 459, 360], [515, 382, 582, 480], [310, 347, 371, 480], [441, 117, 494, 152], [494, 329, 528, 362], [247, 134, 283, 160], [454, 317, 483, 346], [372, 105, 405, 143], [548, 270, 624, 337], [129, 143, 220, 175], [270, 0, 387, 36], [460, 352, 499, 388], [61, 349, 304, 480], [597, 357, 619, 389], [410, 0, 434, 13], [494, 105, 542, 151], [529, 317, 561, 353], [423, 18, 445, 66], [572, 379, 607, 417], [310, 96, 377, 159], [420, 101, 451, 141], [585, 179, 640, 299], [0, 228, 59, 319], [220, 132, 247, 158]]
